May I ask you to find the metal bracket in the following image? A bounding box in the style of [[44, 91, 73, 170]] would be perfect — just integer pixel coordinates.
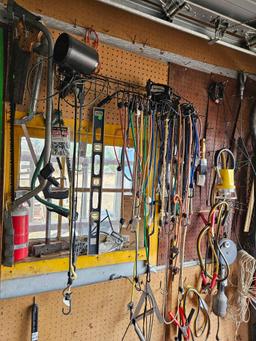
[[209, 16, 229, 44], [245, 32, 256, 52], [88, 108, 105, 254], [160, 0, 190, 20]]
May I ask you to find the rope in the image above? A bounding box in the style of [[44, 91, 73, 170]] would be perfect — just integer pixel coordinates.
[[229, 250, 256, 337]]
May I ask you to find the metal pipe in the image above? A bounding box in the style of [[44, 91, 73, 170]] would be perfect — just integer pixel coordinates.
[[14, 38, 47, 125], [12, 20, 53, 210], [29, 55, 44, 116], [21, 124, 37, 165]]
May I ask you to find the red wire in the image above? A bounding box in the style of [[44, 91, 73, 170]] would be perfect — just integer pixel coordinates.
[[85, 27, 101, 73]]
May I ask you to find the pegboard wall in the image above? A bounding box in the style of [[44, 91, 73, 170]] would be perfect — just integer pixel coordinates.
[[158, 63, 256, 264], [1, 3, 255, 340], [0, 272, 164, 341], [0, 268, 247, 341], [16, 28, 168, 126]]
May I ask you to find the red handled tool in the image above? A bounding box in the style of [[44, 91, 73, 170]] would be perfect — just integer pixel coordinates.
[[168, 306, 195, 340], [201, 271, 218, 293]]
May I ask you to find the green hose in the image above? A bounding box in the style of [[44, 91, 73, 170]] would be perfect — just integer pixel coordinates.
[[31, 115, 70, 218], [31, 148, 69, 216]]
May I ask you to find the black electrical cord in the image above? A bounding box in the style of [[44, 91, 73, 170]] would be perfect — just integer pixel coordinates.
[[182, 115, 191, 201], [147, 293, 155, 341], [216, 316, 220, 341], [121, 322, 131, 341], [63, 79, 108, 108], [10, 101, 15, 202], [67, 89, 79, 285], [143, 294, 148, 338]]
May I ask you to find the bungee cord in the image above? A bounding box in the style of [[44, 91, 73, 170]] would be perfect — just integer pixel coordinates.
[[54, 74, 243, 339]]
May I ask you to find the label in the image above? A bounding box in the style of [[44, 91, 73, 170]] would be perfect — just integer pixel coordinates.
[[95, 110, 103, 120], [14, 242, 29, 250], [31, 331, 38, 341], [51, 126, 70, 156], [196, 174, 206, 187]]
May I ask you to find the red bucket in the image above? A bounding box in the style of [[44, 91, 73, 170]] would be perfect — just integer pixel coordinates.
[[12, 207, 29, 262]]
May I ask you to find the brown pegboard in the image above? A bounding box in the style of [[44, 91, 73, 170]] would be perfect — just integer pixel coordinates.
[[99, 43, 168, 86], [0, 272, 165, 341], [16, 28, 168, 126], [156, 63, 256, 262], [0, 268, 247, 341]]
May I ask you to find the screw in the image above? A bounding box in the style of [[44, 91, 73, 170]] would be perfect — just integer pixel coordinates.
[[224, 241, 230, 248]]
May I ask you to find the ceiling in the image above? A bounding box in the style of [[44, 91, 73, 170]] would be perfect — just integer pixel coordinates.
[[97, 0, 256, 55]]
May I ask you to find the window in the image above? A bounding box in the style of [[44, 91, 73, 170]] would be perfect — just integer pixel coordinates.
[[19, 137, 134, 244]]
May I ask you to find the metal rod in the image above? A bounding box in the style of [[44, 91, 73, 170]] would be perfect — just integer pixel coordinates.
[[29, 55, 44, 116], [57, 157, 65, 240], [21, 124, 37, 165], [45, 203, 51, 244]]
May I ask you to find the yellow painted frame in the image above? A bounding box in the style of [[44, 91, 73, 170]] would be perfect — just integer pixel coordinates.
[[1, 111, 159, 280]]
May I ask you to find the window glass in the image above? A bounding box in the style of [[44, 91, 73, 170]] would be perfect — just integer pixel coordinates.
[[19, 137, 134, 241], [103, 146, 134, 189]]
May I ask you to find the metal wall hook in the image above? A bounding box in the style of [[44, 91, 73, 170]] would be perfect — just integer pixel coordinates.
[[62, 287, 72, 315], [62, 302, 72, 315]]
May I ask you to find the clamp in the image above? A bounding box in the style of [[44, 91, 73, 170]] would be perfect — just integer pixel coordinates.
[[200, 271, 218, 293], [169, 306, 195, 340], [40, 162, 69, 200]]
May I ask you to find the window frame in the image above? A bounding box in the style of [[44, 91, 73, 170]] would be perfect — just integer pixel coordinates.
[[1, 113, 159, 279]]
